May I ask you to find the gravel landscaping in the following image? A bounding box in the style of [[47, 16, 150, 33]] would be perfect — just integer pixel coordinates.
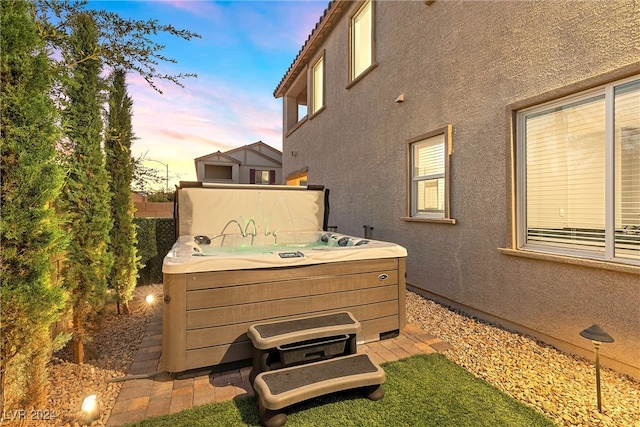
[[405, 290, 640, 427], [9, 285, 638, 426], [8, 285, 163, 427]]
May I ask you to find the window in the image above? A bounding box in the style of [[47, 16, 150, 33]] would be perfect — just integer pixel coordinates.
[[311, 55, 324, 115], [406, 125, 454, 222], [204, 164, 232, 180], [350, 0, 374, 82], [517, 77, 639, 263], [250, 169, 275, 185]]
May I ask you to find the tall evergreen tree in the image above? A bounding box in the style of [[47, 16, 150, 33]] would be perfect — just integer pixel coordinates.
[[58, 12, 113, 364], [105, 68, 138, 314], [0, 0, 68, 409]]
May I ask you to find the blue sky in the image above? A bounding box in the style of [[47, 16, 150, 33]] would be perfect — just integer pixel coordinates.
[[92, 0, 328, 188]]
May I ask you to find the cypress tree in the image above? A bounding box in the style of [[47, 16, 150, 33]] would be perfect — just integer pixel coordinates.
[[105, 69, 139, 314], [0, 0, 68, 409], [58, 12, 113, 364]]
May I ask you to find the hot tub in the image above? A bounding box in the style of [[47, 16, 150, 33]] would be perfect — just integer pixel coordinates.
[[163, 231, 406, 273], [161, 184, 407, 374]]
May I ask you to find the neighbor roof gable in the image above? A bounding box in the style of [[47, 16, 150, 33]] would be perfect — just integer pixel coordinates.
[[193, 151, 242, 164]]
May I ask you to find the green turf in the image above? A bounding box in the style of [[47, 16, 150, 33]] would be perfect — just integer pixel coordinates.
[[125, 354, 556, 426]]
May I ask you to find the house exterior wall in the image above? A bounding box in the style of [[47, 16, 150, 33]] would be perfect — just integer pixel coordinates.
[[280, 0, 640, 377], [228, 150, 283, 184]]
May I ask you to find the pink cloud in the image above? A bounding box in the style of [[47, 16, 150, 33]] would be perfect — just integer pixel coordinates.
[[152, 0, 222, 17]]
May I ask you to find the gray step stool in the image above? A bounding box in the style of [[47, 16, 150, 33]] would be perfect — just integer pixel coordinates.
[[247, 312, 385, 427]]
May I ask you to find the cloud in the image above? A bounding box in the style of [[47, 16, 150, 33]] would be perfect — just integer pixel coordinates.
[[113, 0, 328, 188], [240, 2, 328, 51], [151, 0, 222, 17], [125, 67, 284, 187]]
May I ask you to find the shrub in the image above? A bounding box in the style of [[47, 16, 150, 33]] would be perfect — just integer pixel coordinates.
[[0, 0, 68, 409], [134, 218, 176, 285]]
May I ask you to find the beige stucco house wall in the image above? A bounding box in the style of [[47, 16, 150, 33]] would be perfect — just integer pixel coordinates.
[[194, 141, 283, 184], [275, 0, 640, 378]]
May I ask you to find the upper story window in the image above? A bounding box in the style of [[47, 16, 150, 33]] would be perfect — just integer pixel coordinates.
[[310, 55, 324, 116], [349, 0, 375, 83], [516, 76, 639, 264], [406, 125, 454, 223], [204, 164, 232, 180]]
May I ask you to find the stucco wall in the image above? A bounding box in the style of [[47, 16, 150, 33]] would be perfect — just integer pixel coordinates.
[[281, 0, 640, 377]]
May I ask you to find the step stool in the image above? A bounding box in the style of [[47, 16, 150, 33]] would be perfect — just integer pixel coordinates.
[[248, 312, 385, 427]]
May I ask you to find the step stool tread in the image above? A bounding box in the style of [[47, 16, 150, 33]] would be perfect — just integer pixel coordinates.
[[254, 353, 384, 410], [248, 311, 361, 350]]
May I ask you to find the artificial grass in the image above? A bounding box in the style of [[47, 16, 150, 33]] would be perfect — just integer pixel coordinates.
[[126, 354, 556, 426]]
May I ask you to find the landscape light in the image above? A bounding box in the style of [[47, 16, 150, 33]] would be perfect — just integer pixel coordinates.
[[579, 324, 614, 412], [81, 394, 100, 423], [145, 294, 155, 304]]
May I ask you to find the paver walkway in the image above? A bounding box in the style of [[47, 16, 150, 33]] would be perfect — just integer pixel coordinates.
[[106, 287, 452, 426]]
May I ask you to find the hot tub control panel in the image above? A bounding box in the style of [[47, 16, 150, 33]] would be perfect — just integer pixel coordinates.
[[278, 251, 304, 258]]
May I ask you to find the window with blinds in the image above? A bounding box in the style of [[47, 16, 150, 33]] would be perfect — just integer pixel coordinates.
[[408, 125, 453, 220], [518, 77, 639, 263], [615, 81, 640, 260]]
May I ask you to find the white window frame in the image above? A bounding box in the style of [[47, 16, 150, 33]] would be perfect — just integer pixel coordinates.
[[516, 75, 639, 265], [310, 53, 325, 116], [349, 0, 375, 85], [404, 125, 455, 224]]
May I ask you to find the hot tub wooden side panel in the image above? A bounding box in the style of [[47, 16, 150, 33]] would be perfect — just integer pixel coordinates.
[[162, 273, 187, 373], [185, 302, 399, 351], [186, 270, 399, 310], [183, 314, 402, 370], [187, 285, 398, 328], [161, 257, 406, 373]]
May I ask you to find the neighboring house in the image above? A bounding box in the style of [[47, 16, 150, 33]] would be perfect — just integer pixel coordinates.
[[194, 141, 283, 184], [275, 0, 640, 378]]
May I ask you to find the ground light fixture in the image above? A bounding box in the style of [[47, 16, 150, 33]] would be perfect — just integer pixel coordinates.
[[145, 294, 155, 304], [579, 324, 614, 413], [81, 394, 100, 423]]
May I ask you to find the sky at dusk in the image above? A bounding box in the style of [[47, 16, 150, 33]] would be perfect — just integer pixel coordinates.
[[92, 0, 328, 189]]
